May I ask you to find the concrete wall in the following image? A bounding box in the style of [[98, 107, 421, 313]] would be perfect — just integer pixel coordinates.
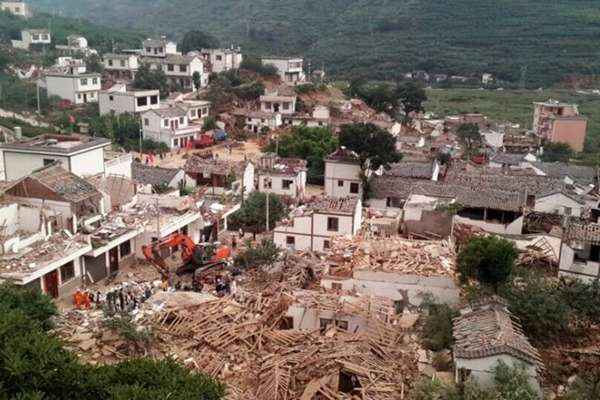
[[285, 303, 365, 332], [454, 355, 541, 396], [551, 119, 587, 152], [258, 174, 300, 198], [454, 215, 524, 235], [3, 151, 71, 180], [70, 147, 105, 177], [404, 210, 453, 238], [324, 161, 362, 198], [559, 242, 600, 282], [105, 153, 133, 178]]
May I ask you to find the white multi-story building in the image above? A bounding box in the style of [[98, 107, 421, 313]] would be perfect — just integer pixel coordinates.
[[324, 147, 363, 198], [40, 70, 101, 104], [0, 134, 111, 180], [262, 57, 306, 84], [243, 111, 282, 134], [102, 53, 139, 80], [260, 91, 297, 115], [55, 35, 97, 57], [141, 37, 178, 58], [12, 29, 50, 50], [144, 54, 207, 90], [1, 1, 31, 18], [257, 154, 307, 199], [199, 47, 242, 73], [274, 197, 362, 253], [141, 101, 210, 149], [99, 84, 160, 116]]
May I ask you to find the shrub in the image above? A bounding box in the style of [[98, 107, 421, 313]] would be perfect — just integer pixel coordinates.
[[234, 239, 280, 269], [420, 301, 459, 351], [458, 236, 517, 290]]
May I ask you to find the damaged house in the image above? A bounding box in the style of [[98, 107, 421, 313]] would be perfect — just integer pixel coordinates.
[[183, 155, 254, 196], [256, 153, 307, 199], [559, 221, 600, 282], [132, 162, 196, 194], [273, 197, 362, 252], [324, 147, 363, 199]]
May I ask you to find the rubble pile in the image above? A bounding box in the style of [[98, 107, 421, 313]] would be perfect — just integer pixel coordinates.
[[327, 236, 456, 278], [138, 289, 418, 399]]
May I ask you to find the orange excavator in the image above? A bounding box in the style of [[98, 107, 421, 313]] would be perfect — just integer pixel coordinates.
[[142, 233, 231, 279]]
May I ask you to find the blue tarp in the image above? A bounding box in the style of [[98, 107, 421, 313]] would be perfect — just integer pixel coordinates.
[[214, 130, 228, 141]]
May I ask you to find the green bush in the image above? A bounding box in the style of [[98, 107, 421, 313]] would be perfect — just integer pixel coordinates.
[[234, 239, 280, 268], [458, 236, 517, 290], [420, 301, 459, 351]]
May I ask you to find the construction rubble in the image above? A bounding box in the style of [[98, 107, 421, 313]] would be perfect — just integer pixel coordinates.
[[53, 282, 421, 400]]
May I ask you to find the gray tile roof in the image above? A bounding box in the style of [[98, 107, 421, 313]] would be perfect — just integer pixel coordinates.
[[490, 152, 527, 166], [532, 162, 597, 186], [453, 298, 543, 368], [132, 163, 181, 186], [386, 161, 433, 179]]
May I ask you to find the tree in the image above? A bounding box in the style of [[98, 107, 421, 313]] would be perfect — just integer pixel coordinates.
[[492, 361, 538, 400], [229, 192, 287, 234], [89, 113, 141, 149], [541, 141, 573, 162], [458, 236, 517, 290], [240, 56, 278, 77], [133, 64, 169, 97], [395, 81, 427, 120], [264, 126, 338, 184], [346, 80, 398, 113], [85, 54, 104, 73], [234, 239, 280, 269], [456, 123, 481, 156], [563, 370, 600, 400], [192, 71, 201, 92], [420, 301, 459, 351], [339, 123, 402, 170], [180, 30, 220, 54]]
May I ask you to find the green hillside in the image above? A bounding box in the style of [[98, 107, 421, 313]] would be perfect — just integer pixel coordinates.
[[29, 0, 600, 86]]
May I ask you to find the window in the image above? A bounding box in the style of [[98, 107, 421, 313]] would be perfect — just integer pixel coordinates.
[[77, 94, 82, 99], [331, 282, 342, 291], [119, 240, 132, 257], [167, 64, 175, 71], [150, 95, 158, 105], [337, 180, 344, 187], [144, 118, 149, 126], [179, 117, 184, 124], [264, 179, 272, 189], [43, 158, 55, 166], [319, 318, 332, 332], [286, 236, 295, 245], [324, 240, 331, 250], [92, 78, 98, 85], [564, 207, 572, 216], [327, 217, 339, 232], [60, 262, 75, 283], [120, 60, 126, 67], [145, 47, 151, 53], [32, 34, 40, 40], [179, 65, 187, 72], [137, 96, 148, 107], [350, 182, 360, 194], [109, 95, 114, 101], [164, 119, 169, 128], [283, 102, 290, 110], [108, 59, 113, 67], [336, 320, 349, 331], [42, 34, 49, 40], [282, 179, 292, 190], [174, 138, 179, 147], [216, 55, 222, 61], [80, 78, 88, 85]]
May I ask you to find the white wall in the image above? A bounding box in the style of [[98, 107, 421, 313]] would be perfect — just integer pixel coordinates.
[[69, 148, 106, 177], [453, 215, 524, 235], [104, 153, 133, 178], [534, 193, 583, 217], [258, 174, 300, 198], [3, 151, 70, 180], [559, 243, 600, 282], [324, 161, 362, 198]]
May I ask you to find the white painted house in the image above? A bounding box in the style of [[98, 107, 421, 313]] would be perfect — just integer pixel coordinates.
[[99, 84, 160, 116], [453, 298, 543, 396], [141, 101, 210, 149], [0, 134, 111, 180], [141, 37, 178, 58], [273, 197, 362, 253], [324, 147, 363, 198], [12, 29, 50, 50], [1, 1, 31, 17], [533, 190, 585, 217], [199, 47, 242, 73], [262, 57, 306, 84], [41, 70, 101, 104], [257, 154, 307, 199], [243, 111, 282, 133], [102, 53, 139, 80], [144, 54, 208, 90], [259, 91, 297, 115]]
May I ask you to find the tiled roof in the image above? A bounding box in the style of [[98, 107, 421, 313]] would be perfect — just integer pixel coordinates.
[[6, 164, 100, 203], [564, 221, 600, 245], [453, 298, 543, 368], [386, 161, 433, 179], [532, 162, 597, 186], [490, 152, 526, 165], [444, 170, 565, 196], [184, 155, 244, 176], [149, 106, 187, 118], [257, 155, 307, 177], [0, 134, 110, 155], [132, 163, 181, 186]]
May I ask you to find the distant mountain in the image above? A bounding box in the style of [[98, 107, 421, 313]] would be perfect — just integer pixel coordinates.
[[29, 0, 600, 86]]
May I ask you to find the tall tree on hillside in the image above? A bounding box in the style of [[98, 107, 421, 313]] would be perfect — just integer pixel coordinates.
[[541, 142, 573, 162], [180, 30, 220, 53], [395, 81, 427, 120], [458, 236, 517, 291], [456, 122, 481, 157], [133, 64, 169, 97], [339, 123, 402, 170]]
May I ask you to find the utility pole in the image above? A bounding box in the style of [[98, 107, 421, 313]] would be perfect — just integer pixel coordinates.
[[266, 191, 270, 232], [36, 84, 41, 114], [265, 177, 271, 232], [139, 127, 143, 156], [155, 197, 160, 238]]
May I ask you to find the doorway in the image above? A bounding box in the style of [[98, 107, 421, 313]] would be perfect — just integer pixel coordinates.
[[109, 247, 119, 274], [83, 93, 88, 103], [43, 270, 59, 298]]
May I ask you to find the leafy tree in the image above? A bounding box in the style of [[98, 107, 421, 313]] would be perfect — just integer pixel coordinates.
[[339, 123, 402, 170], [458, 236, 517, 290], [396, 81, 427, 119], [85, 54, 104, 73], [240, 56, 278, 77], [192, 71, 201, 92], [234, 239, 280, 268], [456, 123, 481, 156], [180, 30, 219, 54], [563, 370, 600, 400], [232, 81, 265, 100], [89, 113, 141, 149], [346, 80, 398, 113], [0, 284, 56, 329], [229, 192, 287, 234], [492, 361, 538, 400], [420, 301, 459, 351], [541, 141, 573, 162], [133, 64, 169, 97], [203, 116, 217, 130], [264, 126, 338, 184]]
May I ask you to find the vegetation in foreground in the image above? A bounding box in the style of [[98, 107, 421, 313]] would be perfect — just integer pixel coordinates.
[[0, 283, 225, 399]]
